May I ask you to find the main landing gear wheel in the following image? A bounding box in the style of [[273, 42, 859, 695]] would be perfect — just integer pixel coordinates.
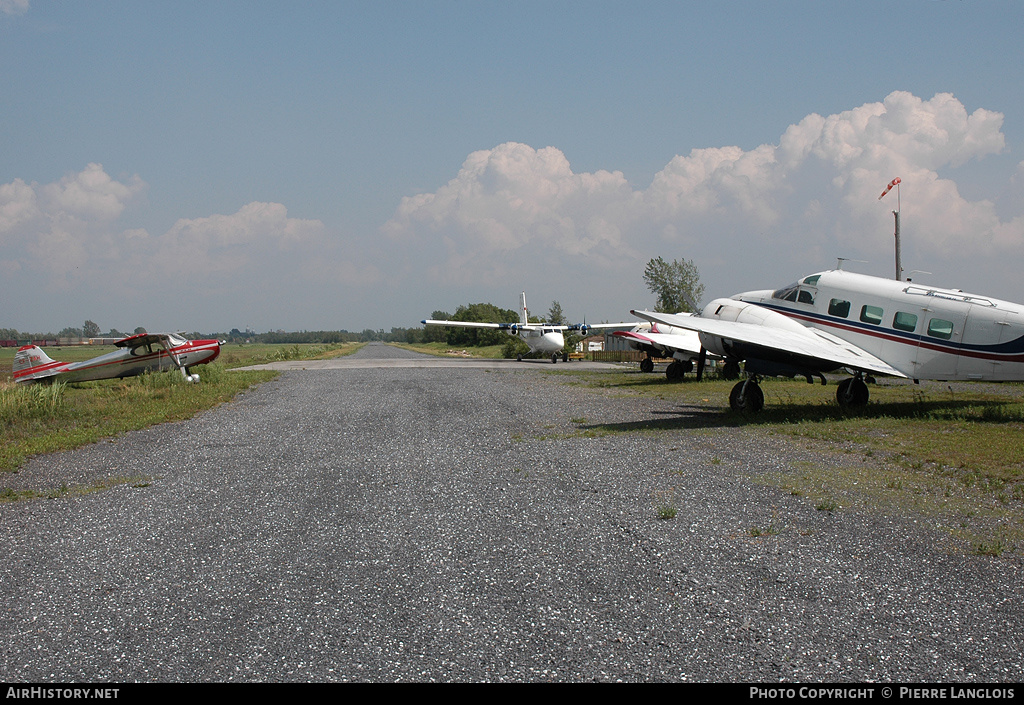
[[551, 353, 558, 364], [836, 377, 869, 408], [666, 360, 684, 382], [721, 360, 741, 380], [562, 352, 568, 362], [517, 353, 523, 362], [640, 357, 654, 374], [729, 379, 764, 413]]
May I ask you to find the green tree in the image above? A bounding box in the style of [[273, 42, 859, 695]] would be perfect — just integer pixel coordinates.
[[547, 301, 566, 325], [83, 320, 101, 338], [422, 311, 451, 343], [446, 303, 517, 347], [643, 257, 705, 313]]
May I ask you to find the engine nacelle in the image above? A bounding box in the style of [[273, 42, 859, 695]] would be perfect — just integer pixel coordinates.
[[697, 298, 810, 359]]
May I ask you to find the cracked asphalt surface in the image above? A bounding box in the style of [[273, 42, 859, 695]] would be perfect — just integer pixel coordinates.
[[1, 343, 1021, 682]]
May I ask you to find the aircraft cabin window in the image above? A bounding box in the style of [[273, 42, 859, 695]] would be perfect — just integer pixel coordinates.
[[802, 275, 821, 286], [893, 311, 918, 333], [797, 290, 814, 305], [927, 318, 954, 340], [860, 305, 883, 325], [828, 299, 851, 318]]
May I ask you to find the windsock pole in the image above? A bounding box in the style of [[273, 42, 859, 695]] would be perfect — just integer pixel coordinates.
[[879, 177, 902, 280]]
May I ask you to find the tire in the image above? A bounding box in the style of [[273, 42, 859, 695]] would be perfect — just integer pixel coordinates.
[[836, 377, 869, 407], [729, 380, 764, 413], [666, 360, 684, 382], [640, 357, 654, 374]]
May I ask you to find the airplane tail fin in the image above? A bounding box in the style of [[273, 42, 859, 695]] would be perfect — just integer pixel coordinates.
[[12, 345, 59, 383], [520, 292, 529, 325]]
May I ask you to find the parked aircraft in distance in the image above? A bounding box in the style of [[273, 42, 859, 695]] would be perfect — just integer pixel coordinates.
[[423, 293, 632, 363], [631, 268, 1024, 412], [611, 318, 724, 381], [13, 332, 222, 384]]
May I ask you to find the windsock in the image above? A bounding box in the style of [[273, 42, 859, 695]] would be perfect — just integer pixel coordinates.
[[878, 177, 901, 200]]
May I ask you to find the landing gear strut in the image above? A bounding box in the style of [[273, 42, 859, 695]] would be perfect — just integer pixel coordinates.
[[729, 377, 764, 413], [836, 375, 869, 408]]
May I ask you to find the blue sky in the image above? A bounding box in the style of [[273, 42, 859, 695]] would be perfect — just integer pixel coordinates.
[[2, 1, 1023, 334]]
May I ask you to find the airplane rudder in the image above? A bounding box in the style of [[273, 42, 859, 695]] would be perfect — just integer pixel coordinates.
[[13, 344, 55, 374]]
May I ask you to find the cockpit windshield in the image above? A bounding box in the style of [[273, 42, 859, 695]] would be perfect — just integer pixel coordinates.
[[772, 283, 815, 305], [772, 283, 800, 302]]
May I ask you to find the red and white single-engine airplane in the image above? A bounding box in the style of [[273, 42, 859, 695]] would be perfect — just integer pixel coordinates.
[[631, 268, 1024, 412], [13, 332, 222, 384]]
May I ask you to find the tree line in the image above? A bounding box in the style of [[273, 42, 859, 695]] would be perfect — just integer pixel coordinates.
[[3, 257, 703, 346]]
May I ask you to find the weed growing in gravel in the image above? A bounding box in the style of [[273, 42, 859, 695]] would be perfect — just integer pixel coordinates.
[[749, 514, 782, 536], [974, 539, 1006, 557], [0, 475, 153, 503], [657, 506, 677, 520], [816, 498, 840, 512]]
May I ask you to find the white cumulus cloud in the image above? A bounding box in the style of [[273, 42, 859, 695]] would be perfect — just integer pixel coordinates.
[[383, 91, 1020, 297], [383, 142, 640, 283]]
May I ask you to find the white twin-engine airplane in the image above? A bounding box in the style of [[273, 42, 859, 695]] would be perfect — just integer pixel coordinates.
[[632, 268, 1024, 412], [13, 332, 222, 384], [424, 292, 609, 363]]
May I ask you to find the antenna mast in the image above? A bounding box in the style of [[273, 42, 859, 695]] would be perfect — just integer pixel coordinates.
[[878, 177, 902, 280]]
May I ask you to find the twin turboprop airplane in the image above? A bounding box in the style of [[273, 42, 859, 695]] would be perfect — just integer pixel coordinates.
[[631, 268, 1024, 412], [423, 293, 629, 363], [13, 332, 222, 384], [424, 293, 573, 362]]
